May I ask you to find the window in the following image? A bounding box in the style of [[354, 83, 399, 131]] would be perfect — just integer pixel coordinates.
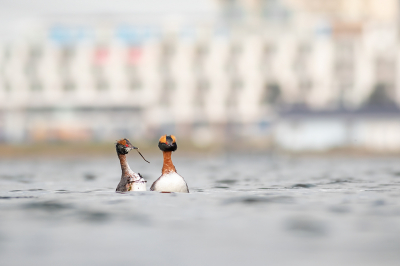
[[3, 80, 11, 92], [96, 79, 109, 91], [128, 79, 142, 90], [160, 78, 175, 106], [226, 78, 242, 108], [261, 82, 281, 105], [31, 80, 43, 91], [194, 79, 209, 107]]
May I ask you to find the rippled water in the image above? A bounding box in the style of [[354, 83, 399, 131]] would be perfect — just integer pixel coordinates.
[[0, 154, 400, 266]]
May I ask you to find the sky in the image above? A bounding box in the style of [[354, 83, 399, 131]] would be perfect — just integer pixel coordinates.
[[0, 0, 218, 41], [0, 0, 216, 17]]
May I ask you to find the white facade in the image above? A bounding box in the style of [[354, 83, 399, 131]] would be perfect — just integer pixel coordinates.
[[275, 112, 400, 152], [0, 0, 399, 147]]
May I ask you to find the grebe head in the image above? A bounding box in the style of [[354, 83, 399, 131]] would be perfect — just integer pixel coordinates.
[[158, 135, 177, 152], [116, 138, 137, 155]]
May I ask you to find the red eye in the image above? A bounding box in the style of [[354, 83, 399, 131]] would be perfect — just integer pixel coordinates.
[[125, 144, 129, 147]]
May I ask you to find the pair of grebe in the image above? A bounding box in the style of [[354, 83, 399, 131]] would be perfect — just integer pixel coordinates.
[[115, 135, 189, 193]]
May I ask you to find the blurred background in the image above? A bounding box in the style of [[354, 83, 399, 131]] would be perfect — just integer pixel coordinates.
[[1, 3, 400, 265], [0, 0, 400, 153]]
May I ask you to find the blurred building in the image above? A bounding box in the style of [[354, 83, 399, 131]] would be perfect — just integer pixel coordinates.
[[0, 0, 400, 152], [275, 108, 400, 152]]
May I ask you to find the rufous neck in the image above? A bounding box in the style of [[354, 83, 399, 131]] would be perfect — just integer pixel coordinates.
[[118, 153, 131, 176], [162, 151, 176, 175]]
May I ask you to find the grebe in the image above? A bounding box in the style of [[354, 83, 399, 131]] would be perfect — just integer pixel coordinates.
[[115, 138, 149, 192], [150, 135, 189, 193]]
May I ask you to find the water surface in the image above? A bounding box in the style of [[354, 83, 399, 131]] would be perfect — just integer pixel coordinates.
[[0, 154, 400, 266]]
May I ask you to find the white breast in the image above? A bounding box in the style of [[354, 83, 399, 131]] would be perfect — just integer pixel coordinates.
[[131, 180, 146, 191], [152, 172, 189, 193]]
